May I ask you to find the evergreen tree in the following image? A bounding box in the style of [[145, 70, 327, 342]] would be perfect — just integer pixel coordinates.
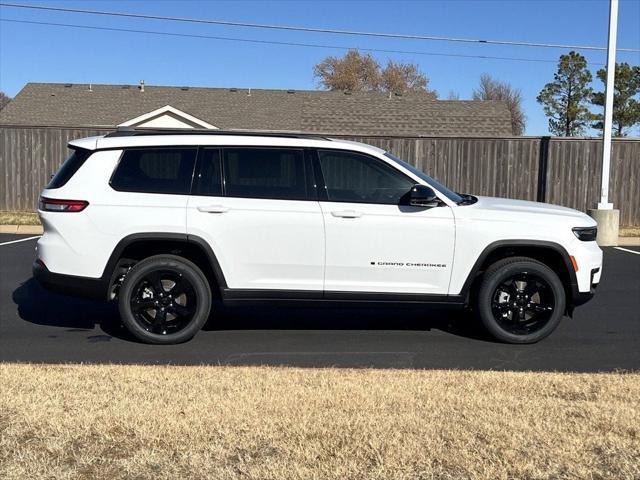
[[591, 62, 640, 136], [537, 51, 593, 136]]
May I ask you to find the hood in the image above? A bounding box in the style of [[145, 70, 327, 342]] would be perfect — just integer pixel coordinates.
[[473, 196, 594, 222]]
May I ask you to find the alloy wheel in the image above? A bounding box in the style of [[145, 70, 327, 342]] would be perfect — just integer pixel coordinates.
[[129, 269, 198, 335], [491, 272, 556, 336]]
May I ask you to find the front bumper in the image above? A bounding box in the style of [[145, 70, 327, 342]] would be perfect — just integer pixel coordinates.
[[572, 283, 598, 307], [568, 266, 600, 313]]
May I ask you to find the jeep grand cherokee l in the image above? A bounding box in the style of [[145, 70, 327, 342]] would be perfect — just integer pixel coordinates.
[[33, 129, 603, 344]]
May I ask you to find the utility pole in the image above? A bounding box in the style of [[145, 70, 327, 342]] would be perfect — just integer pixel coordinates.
[[589, 0, 620, 246]]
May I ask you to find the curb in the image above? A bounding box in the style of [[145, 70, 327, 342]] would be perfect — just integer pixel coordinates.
[[618, 237, 640, 247], [0, 225, 44, 234]]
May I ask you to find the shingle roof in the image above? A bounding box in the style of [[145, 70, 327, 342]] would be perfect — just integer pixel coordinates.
[[0, 83, 514, 136]]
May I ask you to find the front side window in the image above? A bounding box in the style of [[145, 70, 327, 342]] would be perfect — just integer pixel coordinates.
[[317, 150, 414, 205], [111, 148, 197, 194], [223, 148, 308, 200], [384, 152, 463, 204]]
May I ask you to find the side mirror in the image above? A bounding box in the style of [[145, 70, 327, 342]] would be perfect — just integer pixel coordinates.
[[409, 184, 441, 207]]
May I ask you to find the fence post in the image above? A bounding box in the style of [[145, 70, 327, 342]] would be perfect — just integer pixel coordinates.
[[536, 136, 551, 203]]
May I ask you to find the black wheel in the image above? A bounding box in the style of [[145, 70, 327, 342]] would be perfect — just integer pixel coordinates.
[[118, 255, 212, 344], [476, 256, 566, 344]]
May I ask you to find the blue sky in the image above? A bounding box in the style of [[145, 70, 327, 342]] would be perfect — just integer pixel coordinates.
[[1, 0, 639, 135]]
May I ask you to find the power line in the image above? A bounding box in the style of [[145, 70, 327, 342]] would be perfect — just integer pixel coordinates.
[[3, 18, 603, 65], [1, 2, 639, 54]]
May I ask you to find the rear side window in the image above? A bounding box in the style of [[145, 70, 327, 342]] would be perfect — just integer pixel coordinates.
[[192, 148, 223, 197], [47, 148, 91, 189], [223, 148, 308, 200], [111, 148, 197, 194]]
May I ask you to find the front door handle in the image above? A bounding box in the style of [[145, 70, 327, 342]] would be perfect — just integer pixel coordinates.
[[331, 210, 363, 218], [197, 205, 229, 214]]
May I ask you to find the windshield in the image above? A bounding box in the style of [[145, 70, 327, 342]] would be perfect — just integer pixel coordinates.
[[384, 152, 463, 204]]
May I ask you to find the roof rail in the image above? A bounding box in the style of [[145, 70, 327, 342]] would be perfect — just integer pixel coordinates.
[[105, 126, 331, 140]]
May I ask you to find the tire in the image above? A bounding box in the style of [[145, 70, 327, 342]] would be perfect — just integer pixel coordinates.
[[476, 256, 566, 344], [118, 254, 212, 344]]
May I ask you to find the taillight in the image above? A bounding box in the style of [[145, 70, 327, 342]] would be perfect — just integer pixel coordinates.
[[38, 196, 88, 212]]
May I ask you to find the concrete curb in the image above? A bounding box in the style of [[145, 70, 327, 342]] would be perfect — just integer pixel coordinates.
[[0, 225, 44, 234], [618, 237, 640, 247]]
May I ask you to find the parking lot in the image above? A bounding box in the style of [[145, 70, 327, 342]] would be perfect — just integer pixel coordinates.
[[1, 233, 638, 371]]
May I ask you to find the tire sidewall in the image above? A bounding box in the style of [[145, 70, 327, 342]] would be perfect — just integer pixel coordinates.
[[118, 256, 211, 344], [478, 260, 566, 344]]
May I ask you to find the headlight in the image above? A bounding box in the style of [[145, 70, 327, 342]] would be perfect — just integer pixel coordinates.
[[572, 226, 597, 241]]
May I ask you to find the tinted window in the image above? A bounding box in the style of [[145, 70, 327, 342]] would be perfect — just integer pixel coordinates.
[[223, 148, 308, 200], [111, 148, 197, 194], [318, 150, 414, 204], [384, 152, 462, 203], [192, 148, 222, 196], [47, 148, 91, 189]]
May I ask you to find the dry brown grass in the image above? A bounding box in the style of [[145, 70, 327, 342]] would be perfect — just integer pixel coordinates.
[[0, 210, 40, 225], [620, 226, 640, 237], [1, 364, 639, 480]]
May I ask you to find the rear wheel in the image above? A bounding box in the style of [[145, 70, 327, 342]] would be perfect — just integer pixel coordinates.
[[118, 255, 211, 344], [476, 256, 565, 344]]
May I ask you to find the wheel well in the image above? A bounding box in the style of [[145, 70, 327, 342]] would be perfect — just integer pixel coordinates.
[[469, 245, 574, 303], [108, 239, 222, 299]]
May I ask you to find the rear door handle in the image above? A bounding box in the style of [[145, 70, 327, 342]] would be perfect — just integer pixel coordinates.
[[331, 210, 363, 218], [197, 205, 229, 214]]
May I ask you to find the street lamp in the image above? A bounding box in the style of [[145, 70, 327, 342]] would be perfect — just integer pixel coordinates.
[[589, 0, 620, 246]]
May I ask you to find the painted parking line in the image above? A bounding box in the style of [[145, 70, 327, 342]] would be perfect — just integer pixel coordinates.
[[0, 236, 41, 246], [614, 247, 640, 256]]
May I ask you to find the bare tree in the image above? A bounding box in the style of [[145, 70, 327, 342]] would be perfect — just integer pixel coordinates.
[[0, 91, 10, 111], [380, 60, 431, 94], [447, 90, 460, 100], [473, 74, 526, 135], [314, 50, 434, 95], [314, 50, 380, 91]]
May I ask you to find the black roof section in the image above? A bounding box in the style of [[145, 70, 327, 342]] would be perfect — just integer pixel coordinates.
[[105, 126, 331, 140]]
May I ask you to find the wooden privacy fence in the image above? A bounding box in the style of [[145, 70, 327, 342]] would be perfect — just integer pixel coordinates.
[[1, 125, 639, 225], [337, 135, 640, 225]]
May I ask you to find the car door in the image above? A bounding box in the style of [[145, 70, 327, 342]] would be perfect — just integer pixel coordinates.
[[186, 146, 324, 294], [316, 149, 455, 295]]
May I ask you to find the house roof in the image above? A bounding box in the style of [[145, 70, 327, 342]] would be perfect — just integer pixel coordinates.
[[0, 83, 514, 136]]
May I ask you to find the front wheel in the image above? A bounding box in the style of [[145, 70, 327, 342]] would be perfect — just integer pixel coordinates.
[[476, 257, 566, 344], [118, 255, 212, 344]]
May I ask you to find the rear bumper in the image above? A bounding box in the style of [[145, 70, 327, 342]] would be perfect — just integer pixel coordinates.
[[33, 259, 107, 301]]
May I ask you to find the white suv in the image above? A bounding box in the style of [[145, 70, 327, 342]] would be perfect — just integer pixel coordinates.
[[34, 129, 603, 344]]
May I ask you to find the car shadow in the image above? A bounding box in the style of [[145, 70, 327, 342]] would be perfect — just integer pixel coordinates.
[[13, 278, 495, 343], [12, 278, 134, 341]]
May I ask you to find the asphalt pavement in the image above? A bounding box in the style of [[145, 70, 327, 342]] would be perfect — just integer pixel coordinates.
[[1, 233, 638, 371]]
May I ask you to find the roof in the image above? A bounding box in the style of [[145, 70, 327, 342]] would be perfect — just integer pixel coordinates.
[[70, 133, 387, 157], [0, 83, 514, 136]]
